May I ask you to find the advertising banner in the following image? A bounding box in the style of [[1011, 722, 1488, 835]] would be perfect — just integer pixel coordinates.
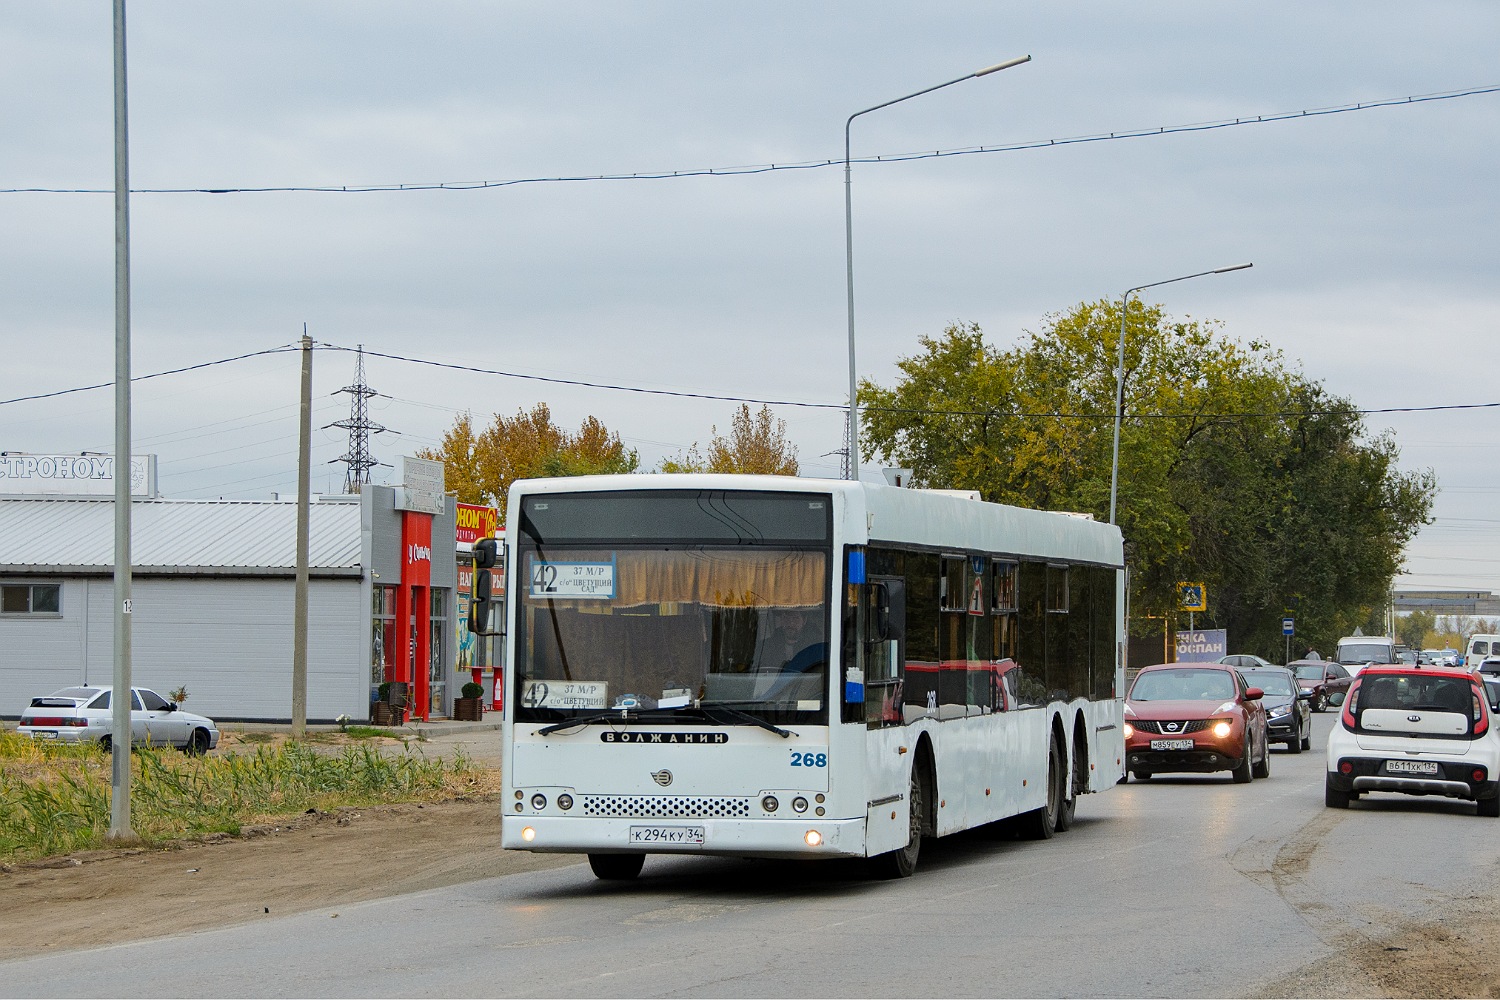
[[1175, 629, 1227, 663], [455, 502, 499, 548]]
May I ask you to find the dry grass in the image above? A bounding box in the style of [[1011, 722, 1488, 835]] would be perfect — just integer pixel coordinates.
[[0, 729, 491, 864]]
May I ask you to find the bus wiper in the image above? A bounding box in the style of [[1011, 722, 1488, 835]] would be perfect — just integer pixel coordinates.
[[538, 709, 635, 735], [694, 703, 794, 739]]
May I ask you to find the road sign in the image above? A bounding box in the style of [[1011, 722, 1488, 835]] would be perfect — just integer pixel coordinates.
[[1177, 581, 1207, 612], [1282, 617, 1295, 636]]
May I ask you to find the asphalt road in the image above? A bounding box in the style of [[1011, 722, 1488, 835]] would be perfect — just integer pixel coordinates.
[[7, 713, 1499, 998]]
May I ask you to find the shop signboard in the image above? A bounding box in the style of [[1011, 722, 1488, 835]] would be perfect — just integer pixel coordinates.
[[0, 453, 158, 498]]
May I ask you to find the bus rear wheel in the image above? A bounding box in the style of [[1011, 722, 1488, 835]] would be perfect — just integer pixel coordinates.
[[1020, 732, 1063, 840], [587, 853, 645, 880], [870, 767, 924, 879]]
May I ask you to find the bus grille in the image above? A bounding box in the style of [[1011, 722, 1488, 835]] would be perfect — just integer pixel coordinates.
[[581, 795, 751, 819]]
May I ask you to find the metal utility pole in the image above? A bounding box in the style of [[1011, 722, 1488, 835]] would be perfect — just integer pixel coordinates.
[[292, 329, 312, 738], [109, 0, 134, 839], [332, 346, 385, 493]]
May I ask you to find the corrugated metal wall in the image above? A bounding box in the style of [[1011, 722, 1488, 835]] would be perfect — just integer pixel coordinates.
[[4, 576, 364, 722]]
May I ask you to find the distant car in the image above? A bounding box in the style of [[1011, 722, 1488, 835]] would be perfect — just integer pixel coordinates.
[[1289, 659, 1355, 712], [1219, 654, 1280, 670], [1466, 636, 1500, 670], [17, 686, 219, 754], [1325, 665, 1500, 816], [1335, 635, 1398, 667], [1240, 666, 1314, 753], [1397, 650, 1419, 665], [1124, 663, 1271, 783]]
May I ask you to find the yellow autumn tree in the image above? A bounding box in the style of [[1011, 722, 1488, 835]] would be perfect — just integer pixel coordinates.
[[419, 404, 638, 519], [660, 404, 799, 476]]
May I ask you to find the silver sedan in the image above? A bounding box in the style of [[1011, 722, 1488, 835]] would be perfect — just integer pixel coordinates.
[[18, 685, 220, 754]]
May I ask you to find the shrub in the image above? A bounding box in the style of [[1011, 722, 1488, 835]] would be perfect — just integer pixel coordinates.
[[460, 681, 485, 700]]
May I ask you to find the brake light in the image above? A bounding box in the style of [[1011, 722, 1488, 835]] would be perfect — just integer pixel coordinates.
[[1472, 685, 1490, 736], [1341, 681, 1361, 730], [25, 717, 87, 727]]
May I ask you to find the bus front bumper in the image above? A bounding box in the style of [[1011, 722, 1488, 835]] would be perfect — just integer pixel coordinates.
[[500, 815, 867, 859]]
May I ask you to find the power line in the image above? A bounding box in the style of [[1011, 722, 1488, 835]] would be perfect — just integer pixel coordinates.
[[4, 84, 1494, 197], [0, 345, 299, 406]]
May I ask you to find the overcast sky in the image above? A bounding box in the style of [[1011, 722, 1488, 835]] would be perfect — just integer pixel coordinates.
[[2, 2, 1497, 597]]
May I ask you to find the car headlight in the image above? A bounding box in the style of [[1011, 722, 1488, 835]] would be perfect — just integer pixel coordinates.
[[1267, 707, 1291, 721], [1212, 720, 1234, 738], [1123, 722, 1135, 738]]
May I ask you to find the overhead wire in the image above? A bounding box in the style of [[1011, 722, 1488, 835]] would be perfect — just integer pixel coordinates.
[[3, 85, 1494, 197]]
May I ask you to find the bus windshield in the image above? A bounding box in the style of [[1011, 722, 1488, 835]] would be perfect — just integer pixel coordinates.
[[513, 490, 832, 726]]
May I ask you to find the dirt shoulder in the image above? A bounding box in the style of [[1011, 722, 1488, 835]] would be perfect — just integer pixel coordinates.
[[0, 796, 580, 964]]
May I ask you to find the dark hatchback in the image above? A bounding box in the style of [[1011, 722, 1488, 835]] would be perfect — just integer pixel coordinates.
[[1240, 666, 1314, 753], [1289, 659, 1354, 712]]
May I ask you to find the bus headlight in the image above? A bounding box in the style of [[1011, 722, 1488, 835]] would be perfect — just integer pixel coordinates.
[[521, 826, 536, 842], [805, 830, 823, 847], [557, 794, 574, 811]]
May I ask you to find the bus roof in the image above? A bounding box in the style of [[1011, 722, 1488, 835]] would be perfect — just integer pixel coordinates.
[[507, 474, 1124, 568]]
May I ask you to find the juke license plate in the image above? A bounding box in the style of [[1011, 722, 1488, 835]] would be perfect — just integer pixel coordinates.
[[1150, 739, 1195, 751], [629, 825, 706, 847], [1386, 759, 1440, 775]]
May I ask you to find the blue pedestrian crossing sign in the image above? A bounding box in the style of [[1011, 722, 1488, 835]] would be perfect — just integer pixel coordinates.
[[1177, 581, 1207, 612], [1282, 617, 1295, 636]]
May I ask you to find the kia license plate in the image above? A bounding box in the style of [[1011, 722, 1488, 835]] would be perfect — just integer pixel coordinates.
[[629, 825, 706, 847], [1386, 759, 1440, 775], [1150, 739, 1194, 751]]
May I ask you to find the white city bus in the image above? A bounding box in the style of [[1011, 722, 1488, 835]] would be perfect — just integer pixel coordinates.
[[498, 474, 1125, 879]]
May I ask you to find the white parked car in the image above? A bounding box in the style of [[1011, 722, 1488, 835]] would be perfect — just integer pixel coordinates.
[[18, 686, 220, 754], [1325, 666, 1499, 816]]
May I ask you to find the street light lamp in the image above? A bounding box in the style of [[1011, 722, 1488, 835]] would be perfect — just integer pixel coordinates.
[[1108, 262, 1253, 525], [844, 55, 1031, 481]]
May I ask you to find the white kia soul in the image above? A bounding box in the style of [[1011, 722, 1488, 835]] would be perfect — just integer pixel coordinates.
[[1325, 666, 1500, 816]]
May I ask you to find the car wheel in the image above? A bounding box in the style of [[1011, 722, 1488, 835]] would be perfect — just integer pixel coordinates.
[[1252, 734, 1271, 779], [1287, 721, 1303, 754], [183, 728, 211, 756], [588, 853, 645, 880], [1479, 796, 1500, 818], [1301, 727, 1313, 752], [871, 766, 925, 877], [1325, 778, 1351, 808], [1019, 732, 1063, 840], [1232, 737, 1253, 783], [1313, 693, 1327, 713]]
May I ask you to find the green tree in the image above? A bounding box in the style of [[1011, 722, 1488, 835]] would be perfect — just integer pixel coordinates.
[[860, 302, 1436, 653], [1397, 610, 1436, 649], [659, 404, 799, 475], [420, 404, 638, 520]]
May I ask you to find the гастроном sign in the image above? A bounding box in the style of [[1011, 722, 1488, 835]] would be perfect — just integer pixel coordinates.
[[0, 454, 157, 497]]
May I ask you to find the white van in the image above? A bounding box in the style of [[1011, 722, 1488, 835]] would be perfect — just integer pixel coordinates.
[[1334, 635, 1397, 667], [1466, 635, 1500, 670]]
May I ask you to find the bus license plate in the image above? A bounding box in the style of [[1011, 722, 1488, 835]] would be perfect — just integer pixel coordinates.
[[1150, 739, 1194, 751], [629, 825, 706, 847], [1386, 759, 1440, 775]]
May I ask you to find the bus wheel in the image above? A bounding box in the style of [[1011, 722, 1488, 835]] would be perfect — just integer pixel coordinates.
[[870, 767, 924, 879], [1020, 732, 1063, 840], [588, 853, 645, 880], [1055, 736, 1080, 832]]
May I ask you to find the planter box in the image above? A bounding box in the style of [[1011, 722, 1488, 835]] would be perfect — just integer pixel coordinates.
[[452, 697, 483, 722], [370, 702, 398, 727]]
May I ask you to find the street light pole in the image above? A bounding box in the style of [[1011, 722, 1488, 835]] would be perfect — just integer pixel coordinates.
[[1108, 262, 1252, 525], [844, 55, 1030, 481]]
